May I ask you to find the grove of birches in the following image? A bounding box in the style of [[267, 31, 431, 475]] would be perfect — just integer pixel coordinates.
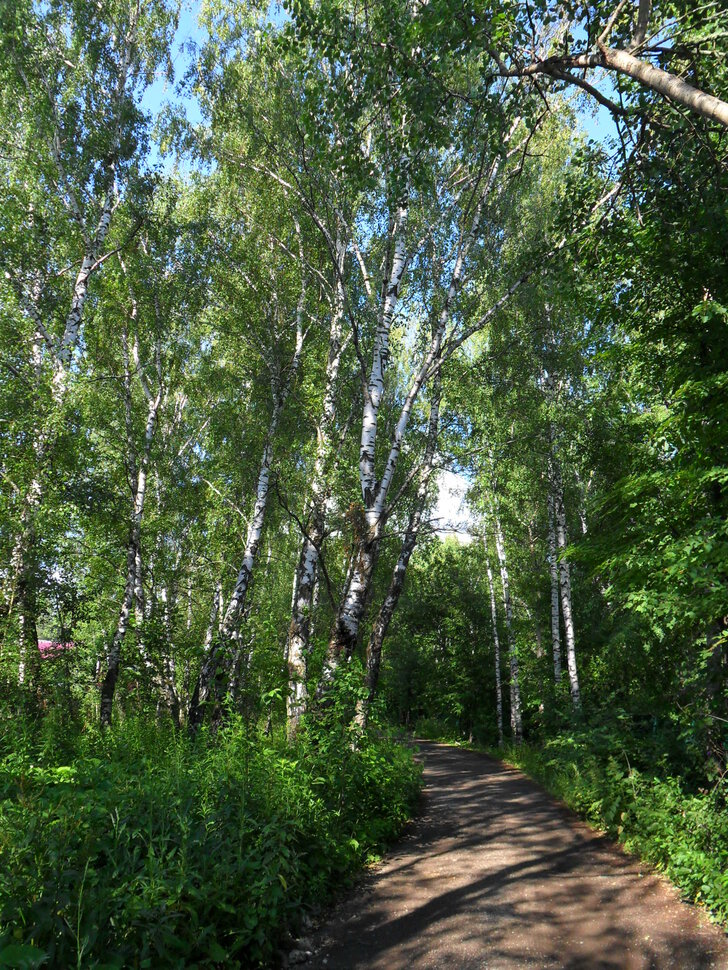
[[1, 0, 728, 965]]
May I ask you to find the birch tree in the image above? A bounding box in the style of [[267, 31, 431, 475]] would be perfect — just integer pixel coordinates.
[[191, 11, 362, 728], [547, 490, 563, 684], [0, 0, 176, 682], [96, 190, 200, 726], [501, 0, 728, 128], [317, 119, 546, 693], [286, 228, 350, 733], [186, 172, 315, 728], [353, 370, 442, 732], [195, 2, 585, 729], [489, 499, 523, 741], [548, 437, 582, 710], [403, 0, 728, 128], [483, 528, 505, 746], [99, 289, 164, 726]]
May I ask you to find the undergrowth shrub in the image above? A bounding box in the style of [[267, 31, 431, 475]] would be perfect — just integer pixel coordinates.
[[410, 717, 463, 743], [499, 729, 728, 925], [0, 705, 421, 969]]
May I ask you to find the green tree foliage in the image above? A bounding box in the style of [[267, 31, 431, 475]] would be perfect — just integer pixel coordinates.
[[2, 0, 728, 957]]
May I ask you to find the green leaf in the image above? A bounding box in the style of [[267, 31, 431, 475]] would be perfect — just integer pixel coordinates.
[[207, 941, 228, 961], [0, 945, 49, 969]]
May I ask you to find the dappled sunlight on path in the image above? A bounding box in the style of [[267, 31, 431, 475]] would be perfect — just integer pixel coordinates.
[[308, 742, 728, 969]]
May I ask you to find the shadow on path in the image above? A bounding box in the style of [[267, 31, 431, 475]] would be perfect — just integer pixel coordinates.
[[308, 742, 728, 969]]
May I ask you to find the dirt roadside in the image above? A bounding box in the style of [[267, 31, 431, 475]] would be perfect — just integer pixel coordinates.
[[302, 740, 728, 969]]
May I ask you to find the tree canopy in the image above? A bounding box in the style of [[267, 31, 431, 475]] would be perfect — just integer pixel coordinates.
[[1, 0, 728, 962]]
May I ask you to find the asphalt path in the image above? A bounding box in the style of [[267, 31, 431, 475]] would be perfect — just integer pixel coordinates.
[[306, 741, 728, 969]]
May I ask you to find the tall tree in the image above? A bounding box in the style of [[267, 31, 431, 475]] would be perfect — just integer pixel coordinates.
[[0, 0, 177, 684]]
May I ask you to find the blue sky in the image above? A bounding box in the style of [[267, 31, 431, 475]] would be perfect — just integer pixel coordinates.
[[140, 2, 206, 129], [572, 87, 621, 146]]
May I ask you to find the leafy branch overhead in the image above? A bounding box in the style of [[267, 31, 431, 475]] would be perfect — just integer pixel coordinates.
[[1, 0, 728, 962]]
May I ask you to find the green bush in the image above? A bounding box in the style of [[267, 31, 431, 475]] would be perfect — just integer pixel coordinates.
[[0, 710, 421, 969], [411, 717, 463, 743], [499, 730, 728, 925]]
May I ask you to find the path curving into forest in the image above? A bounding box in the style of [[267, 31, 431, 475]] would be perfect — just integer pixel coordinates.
[[305, 741, 728, 970]]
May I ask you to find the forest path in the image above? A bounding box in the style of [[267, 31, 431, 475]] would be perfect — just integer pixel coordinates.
[[306, 741, 728, 969]]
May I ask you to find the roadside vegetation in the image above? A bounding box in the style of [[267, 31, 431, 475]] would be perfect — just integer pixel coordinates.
[[0, 676, 420, 968], [1, 0, 727, 963]]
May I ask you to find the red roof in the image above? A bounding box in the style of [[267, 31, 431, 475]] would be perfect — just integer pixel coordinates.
[[37, 640, 74, 656]]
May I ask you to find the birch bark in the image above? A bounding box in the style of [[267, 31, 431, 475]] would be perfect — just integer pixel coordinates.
[[550, 451, 582, 711], [491, 503, 523, 742], [547, 491, 563, 684], [100, 317, 163, 727], [188, 394, 283, 729], [353, 372, 442, 732], [321, 172, 492, 689], [320, 199, 410, 682], [287, 231, 348, 733], [483, 534, 504, 746], [190, 312, 306, 729], [498, 17, 728, 129]]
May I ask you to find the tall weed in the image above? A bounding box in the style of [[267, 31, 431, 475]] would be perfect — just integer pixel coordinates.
[[0, 711, 421, 968]]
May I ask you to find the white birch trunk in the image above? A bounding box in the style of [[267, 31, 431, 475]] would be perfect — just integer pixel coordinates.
[[547, 491, 562, 684], [321, 530, 381, 687], [550, 454, 582, 711], [484, 539, 504, 747], [100, 319, 162, 727], [353, 373, 441, 731], [205, 582, 222, 653], [159, 579, 182, 728], [358, 203, 408, 507], [287, 233, 347, 733], [322, 137, 526, 696], [324, 185, 487, 685], [190, 405, 281, 726], [321, 199, 411, 683], [491, 505, 523, 742], [598, 43, 728, 129], [191, 319, 305, 728], [100, 544, 138, 727]]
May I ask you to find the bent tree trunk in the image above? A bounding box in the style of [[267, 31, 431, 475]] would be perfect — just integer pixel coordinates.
[[598, 43, 728, 129], [516, 42, 728, 129], [353, 373, 442, 732]]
